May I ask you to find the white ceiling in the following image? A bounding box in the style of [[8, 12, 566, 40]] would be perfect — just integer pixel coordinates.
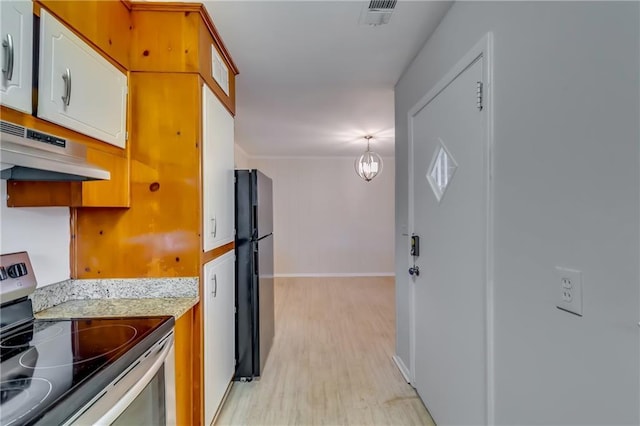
[[204, 1, 452, 157]]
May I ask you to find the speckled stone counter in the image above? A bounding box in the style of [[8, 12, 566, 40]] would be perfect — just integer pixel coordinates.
[[35, 297, 198, 320], [30, 277, 199, 319]]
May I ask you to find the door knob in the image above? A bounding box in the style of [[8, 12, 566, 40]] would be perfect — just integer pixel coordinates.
[[409, 266, 420, 276]]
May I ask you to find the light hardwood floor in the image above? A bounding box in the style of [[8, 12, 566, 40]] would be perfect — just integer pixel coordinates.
[[215, 277, 435, 426]]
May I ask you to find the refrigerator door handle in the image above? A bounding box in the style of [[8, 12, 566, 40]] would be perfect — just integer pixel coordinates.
[[252, 205, 258, 239], [253, 249, 259, 277]]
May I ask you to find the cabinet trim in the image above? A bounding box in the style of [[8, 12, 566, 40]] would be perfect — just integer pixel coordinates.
[[201, 242, 235, 265]]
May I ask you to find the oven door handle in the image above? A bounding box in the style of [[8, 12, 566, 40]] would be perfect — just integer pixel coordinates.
[[65, 333, 175, 426]]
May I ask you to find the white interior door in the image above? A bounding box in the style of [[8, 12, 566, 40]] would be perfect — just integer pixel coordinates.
[[410, 56, 488, 424]]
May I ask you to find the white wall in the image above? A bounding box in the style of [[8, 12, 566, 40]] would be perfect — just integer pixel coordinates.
[[250, 157, 394, 276], [234, 144, 251, 169], [0, 181, 71, 287], [395, 2, 639, 424]]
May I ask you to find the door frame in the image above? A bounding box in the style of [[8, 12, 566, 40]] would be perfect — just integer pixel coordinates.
[[406, 32, 495, 424]]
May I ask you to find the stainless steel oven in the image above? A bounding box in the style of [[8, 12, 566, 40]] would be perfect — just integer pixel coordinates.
[[65, 331, 176, 426], [0, 251, 176, 426]]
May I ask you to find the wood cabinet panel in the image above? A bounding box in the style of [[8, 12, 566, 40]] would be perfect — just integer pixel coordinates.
[[130, 9, 200, 73], [192, 299, 204, 426], [73, 72, 202, 278], [175, 308, 194, 426], [7, 180, 82, 207], [201, 242, 235, 265], [36, 0, 131, 69], [80, 147, 130, 207]]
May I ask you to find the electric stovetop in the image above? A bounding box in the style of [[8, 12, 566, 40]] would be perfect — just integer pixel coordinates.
[[0, 315, 174, 426]]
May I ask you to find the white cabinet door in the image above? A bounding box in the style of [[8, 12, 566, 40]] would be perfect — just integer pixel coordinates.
[[203, 251, 236, 425], [0, 1, 33, 114], [202, 84, 235, 251], [38, 9, 127, 148]]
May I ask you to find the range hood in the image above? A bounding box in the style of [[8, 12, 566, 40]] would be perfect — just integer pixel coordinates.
[[0, 120, 110, 181]]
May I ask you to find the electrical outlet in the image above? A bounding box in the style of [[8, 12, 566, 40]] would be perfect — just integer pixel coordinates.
[[556, 267, 583, 316]]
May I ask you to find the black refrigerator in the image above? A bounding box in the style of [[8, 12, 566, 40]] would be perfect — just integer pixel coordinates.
[[234, 169, 275, 380]]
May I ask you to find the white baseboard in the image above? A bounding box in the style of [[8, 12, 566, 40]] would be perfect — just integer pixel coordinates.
[[392, 355, 412, 384], [274, 273, 395, 278]]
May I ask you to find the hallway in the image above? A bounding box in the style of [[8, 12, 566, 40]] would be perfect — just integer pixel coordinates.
[[216, 277, 433, 425]]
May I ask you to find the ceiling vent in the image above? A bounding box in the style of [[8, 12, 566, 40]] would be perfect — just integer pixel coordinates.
[[360, 0, 397, 26]]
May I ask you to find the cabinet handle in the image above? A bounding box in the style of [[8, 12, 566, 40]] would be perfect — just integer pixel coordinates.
[[2, 34, 14, 81], [61, 68, 72, 106], [211, 216, 217, 238], [212, 274, 217, 298]]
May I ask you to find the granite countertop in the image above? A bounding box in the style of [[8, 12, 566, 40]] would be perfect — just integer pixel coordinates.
[[31, 277, 199, 320], [35, 297, 198, 320]]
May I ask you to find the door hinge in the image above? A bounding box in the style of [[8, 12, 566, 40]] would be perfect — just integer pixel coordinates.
[[476, 81, 483, 111], [125, 131, 129, 141]]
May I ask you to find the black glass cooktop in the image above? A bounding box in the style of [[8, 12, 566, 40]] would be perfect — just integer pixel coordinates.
[[0, 316, 173, 426]]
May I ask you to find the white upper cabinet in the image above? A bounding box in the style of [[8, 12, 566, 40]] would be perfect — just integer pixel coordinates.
[[0, 1, 33, 114], [203, 251, 235, 425], [202, 84, 235, 251], [38, 10, 127, 148]]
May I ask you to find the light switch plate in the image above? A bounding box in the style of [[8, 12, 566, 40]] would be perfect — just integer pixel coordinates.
[[555, 267, 583, 316]]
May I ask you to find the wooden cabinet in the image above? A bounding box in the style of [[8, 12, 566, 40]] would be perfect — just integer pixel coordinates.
[[203, 251, 235, 425], [203, 84, 235, 252], [0, 0, 33, 114], [2, 2, 131, 208], [38, 9, 127, 148], [130, 2, 238, 116]]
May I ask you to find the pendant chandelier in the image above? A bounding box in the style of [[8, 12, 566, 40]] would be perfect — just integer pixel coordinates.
[[354, 135, 383, 182]]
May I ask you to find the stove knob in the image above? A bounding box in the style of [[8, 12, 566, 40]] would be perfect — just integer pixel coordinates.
[[7, 263, 27, 278], [0, 267, 7, 280]]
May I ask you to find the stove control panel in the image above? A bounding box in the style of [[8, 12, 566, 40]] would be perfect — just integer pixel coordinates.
[[0, 252, 37, 305]]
